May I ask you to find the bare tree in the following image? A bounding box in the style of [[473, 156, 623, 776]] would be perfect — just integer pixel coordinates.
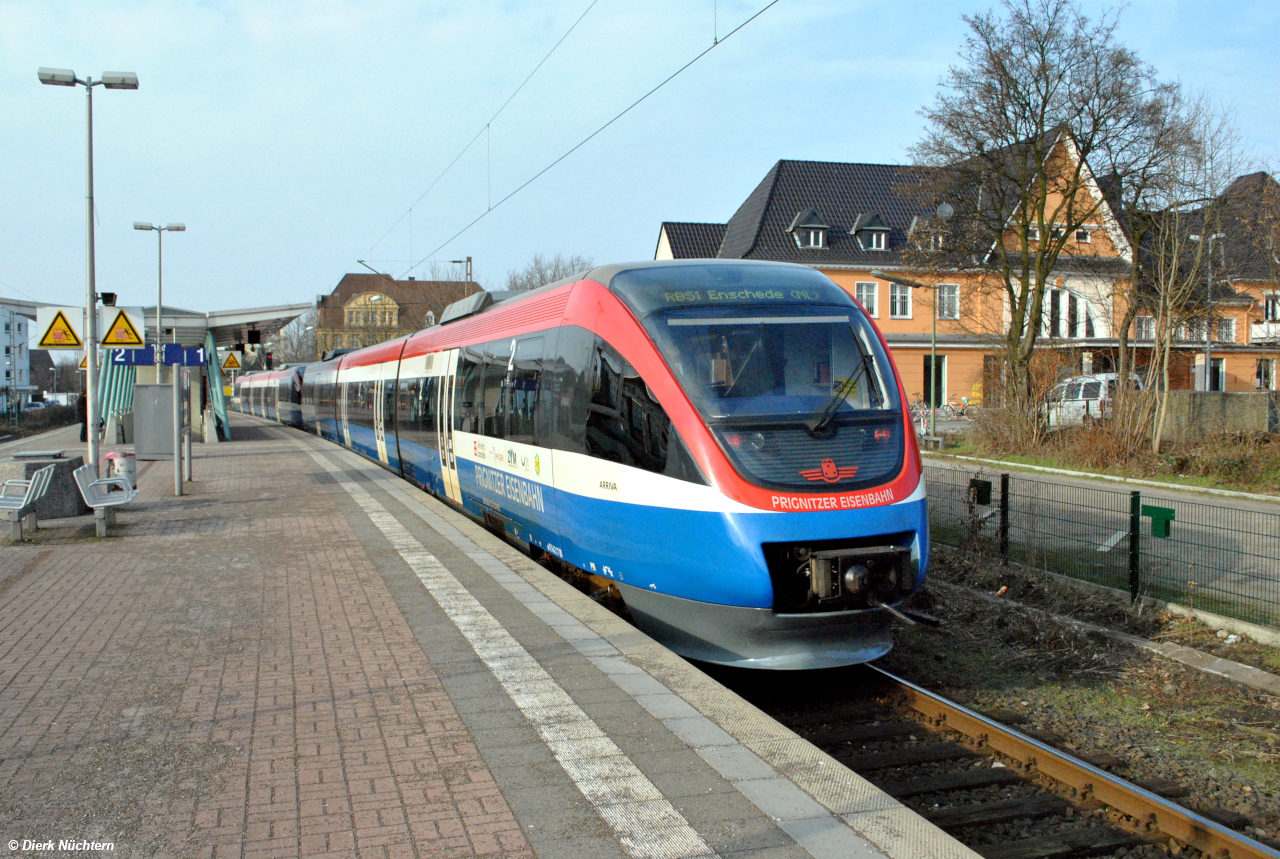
[[505, 253, 594, 291], [910, 0, 1175, 443], [54, 357, 83, 394], [1143, 108, 1249, 452], [274, 308, 319, 365]]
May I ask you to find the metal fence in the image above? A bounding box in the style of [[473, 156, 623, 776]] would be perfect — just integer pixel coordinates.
[[924, 465, 1280, 628]]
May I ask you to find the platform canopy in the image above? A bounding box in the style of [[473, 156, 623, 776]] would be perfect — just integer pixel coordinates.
[[4, 297, 313, 350]]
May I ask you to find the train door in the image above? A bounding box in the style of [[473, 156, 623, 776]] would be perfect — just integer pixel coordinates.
[[340, 378, 352, 446], [436, 349, 462, 503], [373, 376, 388, 463], [373, 361, 399, 468]]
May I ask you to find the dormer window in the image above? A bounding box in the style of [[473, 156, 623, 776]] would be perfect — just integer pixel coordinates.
[[788, 208, 829, 250], [850, 213, 890, 252]]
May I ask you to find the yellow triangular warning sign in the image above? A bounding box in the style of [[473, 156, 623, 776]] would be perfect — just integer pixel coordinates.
[[38, 310, 84, 349], [79, 354, 88, 369], [222, 351, 241, 370], [101, 309, 145, 346]]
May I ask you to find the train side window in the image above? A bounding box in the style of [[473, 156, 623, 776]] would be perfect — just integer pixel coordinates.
[[482, 339, 512, 438], [585, 339, 670, 474], [455, 347, 483, 433], [507, 336, 543, 445], [548, 326, 595, 454]]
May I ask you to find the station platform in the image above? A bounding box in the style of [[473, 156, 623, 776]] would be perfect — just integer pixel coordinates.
[[0, 415, 978, 859]]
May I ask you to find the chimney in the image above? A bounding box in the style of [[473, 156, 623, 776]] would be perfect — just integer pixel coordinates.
[[408, 276, 415, 281]]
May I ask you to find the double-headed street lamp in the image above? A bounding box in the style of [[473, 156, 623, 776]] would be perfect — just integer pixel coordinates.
[[134, 222, 186, 381], [39, 66, 139, 475]]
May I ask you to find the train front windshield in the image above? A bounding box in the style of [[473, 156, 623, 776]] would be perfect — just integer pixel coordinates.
[[609, 265, 906, 492]]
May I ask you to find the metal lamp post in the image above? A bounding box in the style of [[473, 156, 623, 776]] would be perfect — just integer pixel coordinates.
[[39, 66, 139, 476], [133, 222, 185, 382], [1201, 232, 1225, 392]]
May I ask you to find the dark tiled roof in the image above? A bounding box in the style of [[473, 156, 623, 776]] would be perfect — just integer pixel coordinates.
[[659, 222, 727, 259], [1220, 171, 1280, 281], [716, 160, 935, 265]]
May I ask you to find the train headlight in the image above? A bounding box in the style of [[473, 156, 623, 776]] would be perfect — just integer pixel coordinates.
[[843, 564, 870, 593]]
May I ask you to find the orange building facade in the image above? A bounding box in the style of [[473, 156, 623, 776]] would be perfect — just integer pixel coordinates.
[[656, 150, 1280, 405]]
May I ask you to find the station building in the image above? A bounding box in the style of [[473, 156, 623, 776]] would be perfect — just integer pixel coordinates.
[[656, 142, 1280, 405], [314, 273, 484, 356]]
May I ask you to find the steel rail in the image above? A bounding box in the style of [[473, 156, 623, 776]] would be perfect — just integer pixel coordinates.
[[870, 666, 1280, 859]]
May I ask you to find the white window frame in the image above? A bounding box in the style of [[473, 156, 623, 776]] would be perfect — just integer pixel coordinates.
[[1050, 227, 1064, 241], [796, 228, 825, 249], [854, 282, 878, 317], [1134, 316, 1155, 341], [860, 231, 886, 251], [890, 283, 912, 319], [1216, 317, 1236, 343], [937, 284, 960, 320], [1026, 226, 1039, 241], [1075, 228, 1091, 243], [1265, 293, 1280, 322], [929, 233, 944, 252]]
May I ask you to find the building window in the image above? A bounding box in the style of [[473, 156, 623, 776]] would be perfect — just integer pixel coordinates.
[[1026, 226, 1039, 241], [1265, 294, 1280, 322], [1180, 319, 1207, 341], [1134, 316, 1155, 341], [890, 283, 912, 319], [855, 282, 878, 317], [1258, 359, 1276, 390], [1216, 317, 1236, 342], [1075, 229, 1091, 243], [1050, 227, 1064, 240], [930, 233, 944, 252], [797, 228, 825, 248], [937, 284, 959, 320], [859, 231, 886, 251]]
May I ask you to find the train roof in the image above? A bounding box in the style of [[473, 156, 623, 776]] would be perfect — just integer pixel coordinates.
[[334, 259, 828, 364]]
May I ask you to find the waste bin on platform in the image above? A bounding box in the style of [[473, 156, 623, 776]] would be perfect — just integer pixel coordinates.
[[104, 451, 137, 489]]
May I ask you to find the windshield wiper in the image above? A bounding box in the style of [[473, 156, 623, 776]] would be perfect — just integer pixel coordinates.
[[805, 331, 883, 437]]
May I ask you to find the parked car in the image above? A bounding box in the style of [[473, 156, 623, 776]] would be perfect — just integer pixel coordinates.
[[1044, 373, 1143, 429], [22, 401, 46, 411]]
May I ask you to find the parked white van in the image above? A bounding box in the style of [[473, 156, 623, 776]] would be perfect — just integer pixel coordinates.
[[1044, 373, 1143, 429]]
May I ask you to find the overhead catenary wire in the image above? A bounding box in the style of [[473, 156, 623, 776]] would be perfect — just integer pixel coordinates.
[[366, 0, 601, 258], [401, 0, 781, 278]]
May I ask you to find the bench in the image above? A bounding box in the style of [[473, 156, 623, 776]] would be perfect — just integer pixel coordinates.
[[1, 463, 56, 540], [72, 463, 139, 537]]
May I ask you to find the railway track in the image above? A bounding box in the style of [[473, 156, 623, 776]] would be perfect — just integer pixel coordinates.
[[711, 664, 1280, 859]]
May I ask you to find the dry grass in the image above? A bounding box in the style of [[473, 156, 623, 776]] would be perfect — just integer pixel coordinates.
[[969, 420, 1280, 494]]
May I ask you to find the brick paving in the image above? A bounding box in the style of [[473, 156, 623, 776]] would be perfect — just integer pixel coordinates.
[[0, 426, 532, 858]]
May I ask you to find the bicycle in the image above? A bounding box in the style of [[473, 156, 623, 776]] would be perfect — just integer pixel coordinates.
[[908, 395, 931, 434], [938, 395, 977, 421]]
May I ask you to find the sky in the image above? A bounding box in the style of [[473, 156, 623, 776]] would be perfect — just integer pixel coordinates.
[[2, 0, 1278, 324]]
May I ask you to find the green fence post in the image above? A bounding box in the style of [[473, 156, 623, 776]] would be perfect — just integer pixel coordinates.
[[999, 473, 1010, 566], [1128, 490, 1141, 602]]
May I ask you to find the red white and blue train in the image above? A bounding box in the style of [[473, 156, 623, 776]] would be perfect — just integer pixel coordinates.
[[233, 260, 928, 669]]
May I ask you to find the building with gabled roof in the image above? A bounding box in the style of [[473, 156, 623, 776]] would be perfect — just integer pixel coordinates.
[[315, 273, 484, 356], [654, 222, 726, 260], [657, 152, 1280, 403]]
